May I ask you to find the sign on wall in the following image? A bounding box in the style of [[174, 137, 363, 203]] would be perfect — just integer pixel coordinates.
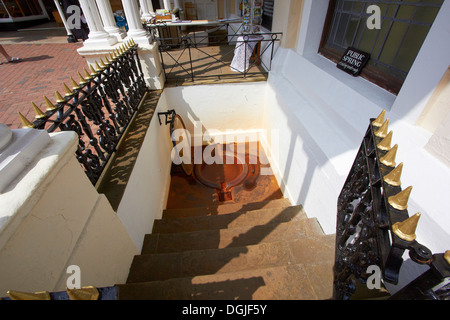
[[337, 47, 371, 76]]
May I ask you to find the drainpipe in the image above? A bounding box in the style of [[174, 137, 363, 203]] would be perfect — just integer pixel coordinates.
[[53, 0, 77, 43]]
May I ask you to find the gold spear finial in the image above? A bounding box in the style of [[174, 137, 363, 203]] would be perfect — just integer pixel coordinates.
[[66, 286, 99, 300], [44, 96, 57, 111], [78, 72, 87, 84], [388, 186, 413, 211], [392, 212, 421, 242], [89, 64, 97, 76], [374, 119, 389, 138], [444, 251, 450, 265], [70, 77, 80, 90], [7, 290, 51, 300], [384, 162, 403, 187], [94, 60, 102, 72], [372, 110, 386, 127], [380, 144, 398, 167], [84, 68, 93, 80], [99, 57, 107, 68], [31, 102, 47, 119], [18, 112, 35, 128], [55, 90, 65, 103], [62, 82, 73, 97], [377, 131, 393, 151]]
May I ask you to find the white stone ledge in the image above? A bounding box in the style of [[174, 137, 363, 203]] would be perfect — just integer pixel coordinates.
[[0, 130, 78, 250]]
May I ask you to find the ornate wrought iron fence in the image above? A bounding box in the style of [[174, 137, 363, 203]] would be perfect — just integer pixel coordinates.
[[334, 110, 449, 300], [145, 21, 281, 83], [18, 40, 148, 186]]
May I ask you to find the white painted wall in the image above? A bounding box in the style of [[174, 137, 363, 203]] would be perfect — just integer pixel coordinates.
[[0, 131, 138, 295], [116, 93, 173, 251], [263, 0, 450, 293], [162, 83, 268, 143]]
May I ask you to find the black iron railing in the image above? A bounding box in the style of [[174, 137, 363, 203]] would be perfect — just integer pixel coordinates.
[[19, 40, 148, 186], [145, 21, 281, 83], [334, 110, 449, 300]]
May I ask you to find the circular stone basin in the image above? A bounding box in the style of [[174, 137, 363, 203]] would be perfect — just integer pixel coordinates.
[[194, 150, 249, 191]]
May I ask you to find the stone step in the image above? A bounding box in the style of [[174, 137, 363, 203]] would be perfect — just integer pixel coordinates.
[[126, 234, 335, 283], [162, 198, 292, 219], [118, 261, 334, 300], [153, 205, 307, 234], [143, 217, 324, 254]]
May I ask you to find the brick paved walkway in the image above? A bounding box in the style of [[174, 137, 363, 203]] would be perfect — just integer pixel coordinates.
[[0, 42, 87, 129]]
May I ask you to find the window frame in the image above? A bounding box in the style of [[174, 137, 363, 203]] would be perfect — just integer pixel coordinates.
[[318, 0, 441, 95]]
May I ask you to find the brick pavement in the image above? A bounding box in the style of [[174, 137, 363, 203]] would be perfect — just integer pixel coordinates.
[[0, 42, 87, 129]]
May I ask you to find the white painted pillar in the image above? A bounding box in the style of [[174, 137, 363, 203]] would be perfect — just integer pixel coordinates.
[[121, 0, 151, 44], [79, 0, 117, 46], [96, 0, 126, 40], [139, 0, 152, 19], [174, 0, 182, 10], [146, 0, 155, 14], [163, 0, 171, 11]]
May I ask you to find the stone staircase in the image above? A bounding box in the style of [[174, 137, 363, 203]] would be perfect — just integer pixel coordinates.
[[117, 198, 336, 300]]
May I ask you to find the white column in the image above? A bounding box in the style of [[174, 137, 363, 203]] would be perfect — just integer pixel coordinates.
[[121, 0, 151, 44], [146, 0, 155, 14], [174, 0, 182, 10], [139, 0, 152, 19], [79, 0, 117, 46], [96, 0, 126, 40], [163, 0, 171, 11]]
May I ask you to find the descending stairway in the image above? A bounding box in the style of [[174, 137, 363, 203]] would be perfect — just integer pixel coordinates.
[[117, 198, 336, 300]]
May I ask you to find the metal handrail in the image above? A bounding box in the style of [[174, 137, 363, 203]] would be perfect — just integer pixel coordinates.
[[145, 21, 282, 83]]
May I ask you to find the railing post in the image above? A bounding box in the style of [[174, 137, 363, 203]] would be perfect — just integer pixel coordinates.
[[188, 40, 195, 82]]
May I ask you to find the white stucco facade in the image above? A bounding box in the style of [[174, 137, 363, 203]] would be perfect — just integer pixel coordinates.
[[0, 0, 449, 297]]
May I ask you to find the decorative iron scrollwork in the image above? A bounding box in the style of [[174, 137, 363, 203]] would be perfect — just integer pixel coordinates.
[[333, 110, 442, 300], [23, 40, 148, 186]]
